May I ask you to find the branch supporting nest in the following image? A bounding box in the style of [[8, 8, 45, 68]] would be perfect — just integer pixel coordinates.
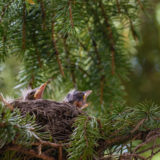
[[7, 144, 56, 160]]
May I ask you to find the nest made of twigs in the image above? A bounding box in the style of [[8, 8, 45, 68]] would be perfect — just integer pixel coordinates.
[[11, 99, 82, 142]]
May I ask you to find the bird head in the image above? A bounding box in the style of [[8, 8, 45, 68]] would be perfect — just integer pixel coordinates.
[[63, 89, 92, 108], [22, 82, 48, 100]]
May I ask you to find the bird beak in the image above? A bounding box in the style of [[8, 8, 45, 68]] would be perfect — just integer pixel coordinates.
[[84, 90, 92, 98], [34, 82, 48, 99], [83, 90, 92, 100]]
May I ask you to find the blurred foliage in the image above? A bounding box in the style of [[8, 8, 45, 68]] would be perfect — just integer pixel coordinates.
[[126, 1, 160, 105]]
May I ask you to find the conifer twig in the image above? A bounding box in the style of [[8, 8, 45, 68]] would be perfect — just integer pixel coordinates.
[[58, 145, 63, 160], [98, 0, 115, 75], [100, 75, 105, 105], [0, 0, 14, 24], [91, 33, 105, 104], [84, 117, 89, 147], [137, 0, 144, 11], [51, 20, 65, 77], [33, 140, 64, 148], [0, 94, 13, 110], [38, 0, 46, 30], [69, 0, 74, 28], [22, 0, 26, 50], [116, 0, 121, 14], [8, 145, 55, 160], [129, 17, 138, 41], [63, 36, 76, 87]]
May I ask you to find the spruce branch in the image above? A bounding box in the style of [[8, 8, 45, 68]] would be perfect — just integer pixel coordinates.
[[98, 0, 115, 75], [0, 0, 14, 24], [58, 145, 63, 160], [69, 0, 74, 28], [116, 0, 121, 14], [22, 0, 26, 50], [7, 144, 55, 160], [90, 32, 105, 105], [51, 19, 65, 77], [137, 0, 145, 12], [63, 36, 76, 87], [38, 0, 46, 30]]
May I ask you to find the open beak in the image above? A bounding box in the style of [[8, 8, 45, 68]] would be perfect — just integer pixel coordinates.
[[34, 82, 48, 99], [84, 90, 92, 98]]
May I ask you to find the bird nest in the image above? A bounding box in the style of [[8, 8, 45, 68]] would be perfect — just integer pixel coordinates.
[[11, 99, 82, 142]]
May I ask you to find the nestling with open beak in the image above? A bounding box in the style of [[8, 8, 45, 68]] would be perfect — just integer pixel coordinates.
[[63, 89, 92, 108], [21, 82, 48, 100]]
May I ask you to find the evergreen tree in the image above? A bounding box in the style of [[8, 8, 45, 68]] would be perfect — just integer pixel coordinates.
[[0, 0, 160, 160]]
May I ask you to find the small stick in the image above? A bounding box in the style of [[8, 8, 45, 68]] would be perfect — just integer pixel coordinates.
[[58, 145, 63, 160], [0, 94, 13, 110]]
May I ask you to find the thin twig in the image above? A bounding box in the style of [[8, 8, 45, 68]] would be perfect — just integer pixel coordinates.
[[97, 118, 104, 136], [0, 0, 14, 24], [147, 148, 160, 160], [52, 19, 65, 77], [137, 144, 160, 154], [38, 0, 46, 30], [33, 140, 64, 148], [38, 144, 42, 155], [137, 0, 145, 12], [90, 31, 105, 104], [100, 75, 105, 105], [116, 0, 121, 14], [58, 145, 63, 160], [134, 134, 160, 153], [84, 117, 89, 147], [131, 118, 146, 133], [8, 145, 55, 160], [22, 0, 26, 50], [0, 94, 13, 110], [63, 36, 76, 87], [98, 0, 115, 75], [121, 153, 146, 160], [69, 0, 74, 28]]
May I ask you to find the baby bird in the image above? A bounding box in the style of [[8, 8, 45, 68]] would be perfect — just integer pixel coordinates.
[[63, 89, 92, 108], [21, 82, 48, 100]]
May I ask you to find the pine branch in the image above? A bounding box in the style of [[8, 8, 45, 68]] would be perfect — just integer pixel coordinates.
[[98, 0, 115, 75], [90, 32, 105, 105], [63, 36, 76, 87], [137, 0, 145, 11], [116, 0, 121, 14], [22, 0, 26, 50], [7, 144, 55, 160], [51, 19, 65, 77], [38, 0, 46, 30], [69, 0, 74, 28], [0, 0, 14, 24]]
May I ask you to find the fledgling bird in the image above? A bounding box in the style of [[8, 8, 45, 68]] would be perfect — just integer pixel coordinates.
[[21, 82, 48, 100], [3, 82, 48, 105], [63, 89, 92, 108]]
